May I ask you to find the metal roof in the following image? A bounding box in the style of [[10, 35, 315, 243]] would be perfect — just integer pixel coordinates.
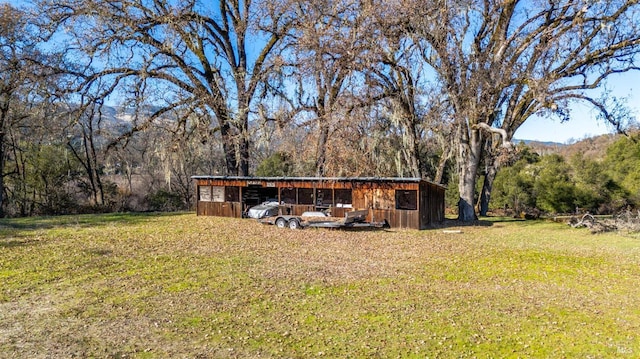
[[191, 175, 445, 187]]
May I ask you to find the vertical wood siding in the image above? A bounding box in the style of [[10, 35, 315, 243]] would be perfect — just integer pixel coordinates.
[[193, 177, 444, 229], [196, 201, 242, 218]]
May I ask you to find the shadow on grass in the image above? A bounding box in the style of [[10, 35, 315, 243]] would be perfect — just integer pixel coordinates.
[[430, 216, 548, 230], [482, 216, 556, 228], [0, 211, 191, 235], [0, 239, 39, 249], [436, 218, 495, 228]]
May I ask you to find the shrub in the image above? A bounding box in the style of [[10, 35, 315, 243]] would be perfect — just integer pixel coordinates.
[[146, 189, 186, 212]]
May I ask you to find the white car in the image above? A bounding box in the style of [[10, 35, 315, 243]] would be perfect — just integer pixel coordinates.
[[246, 201, 280, 219]]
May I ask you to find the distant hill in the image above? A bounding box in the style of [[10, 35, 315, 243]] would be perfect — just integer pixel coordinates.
[[513, 139, 566, 157], [513, 139, 565, 147], [515, 133, 621, 160], [91, 105, 175, 135], [556, 134, 620, 160]]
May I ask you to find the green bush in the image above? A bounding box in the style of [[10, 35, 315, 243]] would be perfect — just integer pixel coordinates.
[[255, 152, 292, 177], [146, 189, 185, 212]]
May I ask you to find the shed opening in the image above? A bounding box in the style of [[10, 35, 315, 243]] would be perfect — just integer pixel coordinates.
[[396, 190, 418, 210]]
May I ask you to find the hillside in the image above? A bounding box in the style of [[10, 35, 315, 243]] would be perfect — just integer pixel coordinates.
[[517, 133, 622, 160]]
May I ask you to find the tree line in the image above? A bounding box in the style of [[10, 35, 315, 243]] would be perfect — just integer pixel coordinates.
[[478, 134, 640, 216], [1, 0, 640, 219]]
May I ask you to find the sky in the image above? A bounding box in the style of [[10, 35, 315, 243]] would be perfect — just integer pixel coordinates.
[[4, 0, 639, 144], [514, 71, 640, 144]]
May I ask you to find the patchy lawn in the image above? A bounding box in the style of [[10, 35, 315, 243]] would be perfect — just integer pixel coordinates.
[[1, 213, 639, 358]]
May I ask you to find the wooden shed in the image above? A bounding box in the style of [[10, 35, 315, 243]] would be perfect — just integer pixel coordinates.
[[192, 176, 445, 229]]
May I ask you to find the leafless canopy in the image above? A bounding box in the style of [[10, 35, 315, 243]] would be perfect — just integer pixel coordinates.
[[388, 0, 640, 220], [38, 0, 296, 175]]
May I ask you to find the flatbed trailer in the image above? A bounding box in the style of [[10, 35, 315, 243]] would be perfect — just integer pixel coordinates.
[[258, 209, 389, 230]]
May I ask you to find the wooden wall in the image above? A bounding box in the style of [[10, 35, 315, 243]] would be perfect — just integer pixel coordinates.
[[194, 177, 444, 229], [277, 205, 315, 216], [371, 209, 420, 229], [419, 182, 445, 229], [196, 201, 242, 218]]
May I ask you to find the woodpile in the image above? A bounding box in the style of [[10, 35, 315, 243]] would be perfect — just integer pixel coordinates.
[[569, 211, 640, 234]]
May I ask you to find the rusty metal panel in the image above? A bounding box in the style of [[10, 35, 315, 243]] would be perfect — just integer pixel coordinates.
[[352, 188, 395, 210], [278, 179, 357, 189], [377, 188, 396, 210], [279, 180, 314, 189], [352, 188, 368, 209], [331, 207, 348, 218], [196, 178, 250, 187]]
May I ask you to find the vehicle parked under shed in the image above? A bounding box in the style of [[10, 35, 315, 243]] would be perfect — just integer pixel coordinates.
[[191, 176, 445, 229]]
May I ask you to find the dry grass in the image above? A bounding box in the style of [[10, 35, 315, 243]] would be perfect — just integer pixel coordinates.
[[1, 213, 640, 358]]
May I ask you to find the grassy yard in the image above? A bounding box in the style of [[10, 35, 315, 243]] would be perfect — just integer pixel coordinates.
[[1, 213, 639, 358]]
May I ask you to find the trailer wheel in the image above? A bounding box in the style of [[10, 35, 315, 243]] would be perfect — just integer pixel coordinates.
[[275, 217, 288, 228], [288, 218, 301, 230]]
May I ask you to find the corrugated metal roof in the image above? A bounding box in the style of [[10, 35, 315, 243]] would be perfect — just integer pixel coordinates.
[[191, 175, 445, 188]]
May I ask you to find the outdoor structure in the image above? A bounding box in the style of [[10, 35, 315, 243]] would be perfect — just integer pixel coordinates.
[[192, 176, 445, 229]]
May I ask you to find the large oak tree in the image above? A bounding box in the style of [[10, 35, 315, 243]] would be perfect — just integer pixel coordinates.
[[399, 0, 640, 221], [39, 0, 295, 176]]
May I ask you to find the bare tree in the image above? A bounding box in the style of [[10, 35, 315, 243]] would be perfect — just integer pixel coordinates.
[[39, 0, 296, 176], [278, 0, 435, 178], [65, 98, 112, 207], [364, 44, 423, 177], [400, 0, 640, 221], [270, 0, 369, 176], [0, 4, 49, 217]]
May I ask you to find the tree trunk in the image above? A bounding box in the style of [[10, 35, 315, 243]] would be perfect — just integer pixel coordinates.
[[315, 122, 329, 177], [457, 125, 482, 222], [404, 119, 422, 178], [434, 145, 451, 184], [11, 133, 26, 216], [458, 164, 478, 222], [81, 133, 98, 205], [0, 130, 5, 218], [217, 107, 250, 176], [478, 156, 498, 216], [87, 130, 105, 206], [0, 103, 8, 217], [237, 96, 251, 177], [219, 122, 238, 175], [238, 134, 250, 177]]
